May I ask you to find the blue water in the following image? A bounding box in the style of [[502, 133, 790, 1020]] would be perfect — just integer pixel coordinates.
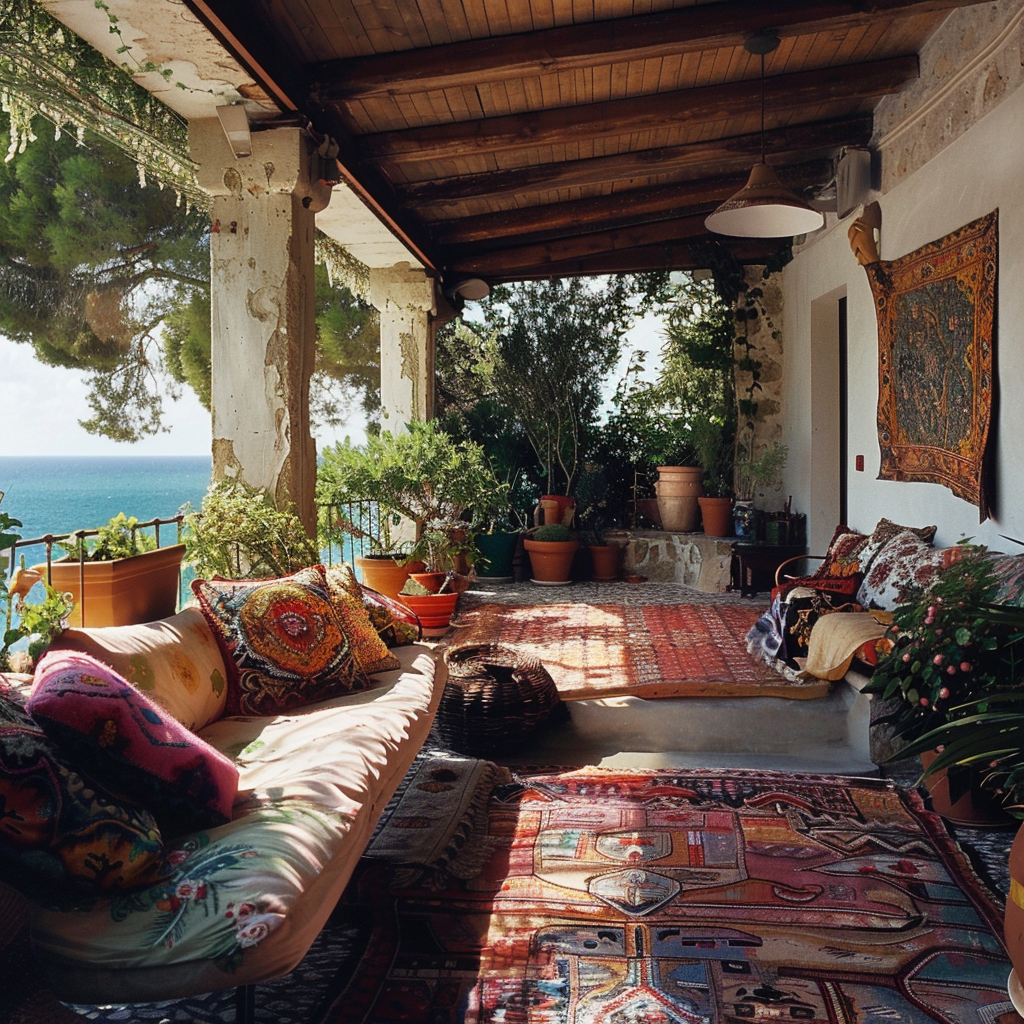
[[0, 456, 212, 570]]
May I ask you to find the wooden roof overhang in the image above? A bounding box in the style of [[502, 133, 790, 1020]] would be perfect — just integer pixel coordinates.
[[181, 0, 991, 286]]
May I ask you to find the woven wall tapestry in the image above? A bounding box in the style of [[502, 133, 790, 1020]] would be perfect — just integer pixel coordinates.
[[863, 210, 997, 521]]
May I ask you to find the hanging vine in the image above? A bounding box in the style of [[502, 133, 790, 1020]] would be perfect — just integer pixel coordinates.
[[0, 0, 202, 203]]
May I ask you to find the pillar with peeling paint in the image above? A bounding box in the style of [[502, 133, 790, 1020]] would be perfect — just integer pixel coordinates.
[[369, 265, 437, 430], [190, 122, 329, 535]]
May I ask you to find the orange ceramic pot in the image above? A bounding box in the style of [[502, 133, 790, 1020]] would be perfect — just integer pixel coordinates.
[[356, 556, 425, 601], [589, 543, 620, 581], [523, 538, 579, 585], [399, 592, 459, 636], [698, 496, 734, 538]]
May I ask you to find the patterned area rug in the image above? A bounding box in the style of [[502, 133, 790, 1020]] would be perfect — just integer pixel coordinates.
[[319, 766, 1014, 1024], [447, 602, 830, 699]]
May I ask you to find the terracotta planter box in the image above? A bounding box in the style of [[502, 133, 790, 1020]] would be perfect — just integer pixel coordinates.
[[39, 543, 186, 628]]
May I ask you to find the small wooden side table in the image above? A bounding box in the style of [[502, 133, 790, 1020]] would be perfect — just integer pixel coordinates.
[[730, 543, 808, 598]]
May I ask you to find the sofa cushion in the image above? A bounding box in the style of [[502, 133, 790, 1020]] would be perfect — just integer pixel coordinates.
[[193, 565, 370, 717], [989, 553, 1024, 606], [855, 530, 945, 610], [857, 517, 938, 573], [0, 681, 165, 907], [812, 525, 869, 579], [324, 565, 402, 674], [28, 651, 239, 836], [47, 608, 228, 731]]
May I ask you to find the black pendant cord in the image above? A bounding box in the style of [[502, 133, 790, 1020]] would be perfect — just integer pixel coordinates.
[[760, 51, 766, 165]]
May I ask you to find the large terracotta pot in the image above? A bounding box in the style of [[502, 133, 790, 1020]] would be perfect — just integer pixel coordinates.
[[698, 496, 734, 538], [655, 466, 702, 532], [588, 543, 620, 581], [356, 556, 426, 601], [919, 749, 1012, 827], [38, 543, 186, 628], [1006, 825, 1024, 1011], [523, 538, 579, 585]]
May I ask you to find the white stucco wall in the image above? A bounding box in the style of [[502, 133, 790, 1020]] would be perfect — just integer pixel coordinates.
[[781, 76, 1024, 554]]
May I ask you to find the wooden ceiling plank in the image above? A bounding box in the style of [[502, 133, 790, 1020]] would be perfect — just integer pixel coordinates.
[[312, 0, 982, 100], [357, 57, 915, 164], [432, 158, 833, 245], [398, 114, 873, 203]]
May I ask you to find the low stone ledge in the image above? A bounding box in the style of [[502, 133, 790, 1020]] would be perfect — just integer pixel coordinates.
[[604, 529, 734, 593]]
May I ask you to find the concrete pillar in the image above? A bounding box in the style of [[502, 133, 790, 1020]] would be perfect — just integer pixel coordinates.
[[190, 121, 331, 535], [369, 265, 437, 430]]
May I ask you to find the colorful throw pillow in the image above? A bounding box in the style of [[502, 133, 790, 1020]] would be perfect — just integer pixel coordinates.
[[858, 517, 938, 572], [324, 565, 402, 675], [28, 651, 239, 837], [812, 526, 869, 579], [0, 688, 165, 908], [855, 531, 945, 610], [359, 585, 421, 646], [988, 553, 1024, 607], [46, 608, 228, 731], [192, 565, 370, 717]]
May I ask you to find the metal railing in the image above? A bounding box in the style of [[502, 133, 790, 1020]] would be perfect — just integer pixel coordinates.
[[317, 499, 382, 567]]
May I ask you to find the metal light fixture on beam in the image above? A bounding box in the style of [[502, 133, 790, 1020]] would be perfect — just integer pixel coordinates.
[[216, 104, 252, 159], [705, 31, 824, 239]]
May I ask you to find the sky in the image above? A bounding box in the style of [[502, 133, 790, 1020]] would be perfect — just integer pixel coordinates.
[[0, 312, 667, 457]]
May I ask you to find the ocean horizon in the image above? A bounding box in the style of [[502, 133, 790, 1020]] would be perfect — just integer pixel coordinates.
[[0, 455, 213, 548]]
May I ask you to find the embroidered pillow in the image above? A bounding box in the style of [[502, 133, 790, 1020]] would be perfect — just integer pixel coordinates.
[[0, 686, 165, 908], [812, 526, 869, 579], [46, 608, 228, 731], [856, 531, 945, 610], [28, 651, 239, 837], [359, 585, 421, 647], [192, 565, 369, 717], [324, 565, 401, 675], [988, 553, 1024, 607], [858, 518, 938, 573]]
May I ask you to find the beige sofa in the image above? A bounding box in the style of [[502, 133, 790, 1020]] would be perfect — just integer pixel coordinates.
[[3, 606, 444, 1013]]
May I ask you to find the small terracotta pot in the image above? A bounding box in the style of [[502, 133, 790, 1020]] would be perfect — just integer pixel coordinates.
[[589, 543, 620, 581], [399, 592, 459, 636], [409, 571, 448, 594], [698, 496, 734, 538], [356, 556, 426, 601], [523, 538, 579, 584]]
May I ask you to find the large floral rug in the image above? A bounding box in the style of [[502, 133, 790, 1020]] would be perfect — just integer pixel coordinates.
[[319, 766, 1014, 1024], [447, 602, 831, 699]]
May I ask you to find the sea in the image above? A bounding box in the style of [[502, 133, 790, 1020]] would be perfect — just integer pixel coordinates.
[[0, 455, 212, 580]]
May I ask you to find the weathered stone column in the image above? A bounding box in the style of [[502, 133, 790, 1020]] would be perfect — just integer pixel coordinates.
[[369, 265, 437, 430], [190, 121, 330, 535]]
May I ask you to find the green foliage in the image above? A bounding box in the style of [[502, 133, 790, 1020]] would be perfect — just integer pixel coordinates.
[[317, 421, 492, 563], [865, 548, 1024, 744], [60, 512, 157, 562], [182, 480, 318, 580], [532, 524, 573, 542], [734, 442, 788, 502], [13, 582, 73, 664]]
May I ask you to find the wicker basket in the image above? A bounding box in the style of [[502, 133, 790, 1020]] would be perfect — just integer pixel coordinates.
[[438, 643, 566, 756]]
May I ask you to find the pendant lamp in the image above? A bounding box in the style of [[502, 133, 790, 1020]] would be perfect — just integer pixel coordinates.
[[705, 31, 824, 238]]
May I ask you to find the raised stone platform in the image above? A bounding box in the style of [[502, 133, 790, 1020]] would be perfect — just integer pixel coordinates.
[[604, 529, 733, 593]]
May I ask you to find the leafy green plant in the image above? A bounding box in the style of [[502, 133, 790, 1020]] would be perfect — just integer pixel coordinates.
[[574, 464, 610, 545], [531, 524, 573, 542], [690, 415, 734, 499], [182, 480, 318, 580], [60, 513, 157, 562], [734, 442, 788, 503], [317, 421, 492, 562]]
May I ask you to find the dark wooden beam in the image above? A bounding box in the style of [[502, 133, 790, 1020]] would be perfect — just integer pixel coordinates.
[[312, 0, 985, 101], [431, 160, 833, 247], [454, 240, 784, 282], [357, 57, 916, 164], [404, 117, 871, 207]]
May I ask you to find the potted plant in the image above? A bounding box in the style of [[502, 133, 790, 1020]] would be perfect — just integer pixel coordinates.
[[522, 523, 579, 586], [38, 512, 186, 628], [317, 422, 491, 599], [471, 468, 528, 582], [733, 440, 788, 540], [864, 547, 1022, 823], [691, 416, 735, 538], [182, 479, 318, 581]]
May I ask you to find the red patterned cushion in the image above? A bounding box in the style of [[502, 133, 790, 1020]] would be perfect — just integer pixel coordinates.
[[0, 686, 166, 907], [28, 651, 239, 836], [813, 525, 869, 579], [192, 565, 370, 717]]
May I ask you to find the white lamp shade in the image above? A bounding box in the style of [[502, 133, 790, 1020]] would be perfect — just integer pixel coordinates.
[[705, 162, 824, 238]]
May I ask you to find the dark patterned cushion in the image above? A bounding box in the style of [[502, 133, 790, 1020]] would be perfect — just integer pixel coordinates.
[[858, 517, 938, 572], [0, 685, 165, 908], [812, 526, 869, 580], [359, 585, 422, 647], [28, 651, 239, 837], [192, 565, 370, 716]]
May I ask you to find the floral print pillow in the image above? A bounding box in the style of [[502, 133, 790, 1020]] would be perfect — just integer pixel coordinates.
[[856, 531, 945, 610]]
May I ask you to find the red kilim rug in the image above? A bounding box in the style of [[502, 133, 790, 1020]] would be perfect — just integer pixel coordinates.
[[321, 767, 1013, 1024], [448, 602, 830, 700]]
